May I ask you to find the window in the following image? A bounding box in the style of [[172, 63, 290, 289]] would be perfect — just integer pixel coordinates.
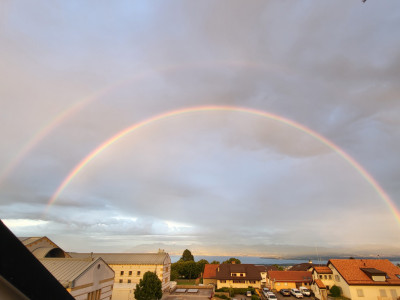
[[87, 289, 101, 300], [356, 289, 364, 297], [232, 273, 237, 277], [319, 275, 323, 279], [240, 273, 244, 277], [220, 280, 226, 283], [276, 283, 280, 286], [324, 275, 327, 279], [120, 271, 124, 276], [284, 282, 288, 286], [379, 289, 387, 297], [249, 281, 256, 284], [328, 275, 332, 280], [128, 280, 131, 283], [334, 275, 340, 282], [129, 271, 132, 276], [233, 280, 245, 283], [390, 290, 398, 298], [137, 271, 141, 276], [119, 279, 123, 283]]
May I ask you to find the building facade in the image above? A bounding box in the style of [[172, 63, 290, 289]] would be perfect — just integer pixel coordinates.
[[267, 271, 312, 291], [70, 250, 171, 300], [215, 264, 262, 289], [327, 259, 400, 300], [39, 257, 114, 300]]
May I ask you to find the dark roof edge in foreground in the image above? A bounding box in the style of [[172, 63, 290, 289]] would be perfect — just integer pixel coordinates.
[[0, 220, 74, 300]]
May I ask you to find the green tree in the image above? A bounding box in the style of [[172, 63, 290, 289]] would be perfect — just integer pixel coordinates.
[[211, 260, 220, 264], [196, 259, 209, 275], [330, 285, 341, 297], [222, 257, 241, 264], [180, 249, 194, 262], [134, 271, 162, 300], [273, 264, 284, 271]]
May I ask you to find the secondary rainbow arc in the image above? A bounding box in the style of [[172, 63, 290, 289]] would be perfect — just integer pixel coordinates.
[[47, 105, 400, 226]]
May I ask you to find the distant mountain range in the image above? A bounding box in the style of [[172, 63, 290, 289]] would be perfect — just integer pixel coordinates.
[[124, 242, 400, 260]]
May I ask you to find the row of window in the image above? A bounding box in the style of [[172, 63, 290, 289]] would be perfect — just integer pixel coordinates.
[[319, 274, 332, 280], [119, 278, 169, 284], [119, 279, 132, 283], [119, 268, 168, 276], [220, 280, 256, 284], [120, 271, 141, 276], [356, 288, 397, 298]]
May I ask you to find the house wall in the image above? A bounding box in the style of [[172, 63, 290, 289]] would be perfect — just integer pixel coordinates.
[[69, 260, 114, 300], [217, 279, 261, 289], [347, 285, 400, 300], [273, 281, 296, 291], [110, 261, 171, 300], [260, 272, 267, 285], [329, 265, 352, 298], [203, 278, 217, 285]]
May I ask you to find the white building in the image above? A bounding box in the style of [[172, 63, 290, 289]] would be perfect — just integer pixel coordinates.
[[70, 250, 171, 300], [39, 257, 114, 300]]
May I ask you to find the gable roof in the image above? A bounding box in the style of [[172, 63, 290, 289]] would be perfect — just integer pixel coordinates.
[[215, 264, 262, 281], [268, 271, 312, 282], [328, 259, 400, 286], [315, 279, 326, 289], [39, 257, 111, 288], [313, 266, 333, 274], [69, 252, 170, 265], [203, 264, 219, 279]]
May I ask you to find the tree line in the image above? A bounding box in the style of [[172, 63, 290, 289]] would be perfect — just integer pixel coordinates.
[[171, 249, 241, 280]]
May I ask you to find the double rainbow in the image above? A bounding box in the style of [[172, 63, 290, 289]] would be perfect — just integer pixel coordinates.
[[47, 105, 400, 226]]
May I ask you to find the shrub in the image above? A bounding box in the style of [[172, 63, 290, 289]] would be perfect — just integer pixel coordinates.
[[330, 285, 341, 297]]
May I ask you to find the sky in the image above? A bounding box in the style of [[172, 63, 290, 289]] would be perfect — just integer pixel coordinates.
[[1, 1, 400, 258]]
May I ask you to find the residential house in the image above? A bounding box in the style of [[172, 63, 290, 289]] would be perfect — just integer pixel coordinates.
[[267, 271, 312, 291], [310, 266, 335, 300], [327, 259, 400, 299], [255, 265, 269, 287], [39, 257, 115, 300], [215, 264, 262, 289], [203, 264, 219, 285], [69, 250, 171, 300]]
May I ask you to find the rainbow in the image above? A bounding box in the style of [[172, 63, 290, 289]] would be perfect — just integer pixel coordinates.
[[47, 105, 400, 225], [0, 61, 286, 186]]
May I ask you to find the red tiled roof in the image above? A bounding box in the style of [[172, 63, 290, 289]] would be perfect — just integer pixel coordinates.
[[268, 271, 312, 282], [313, 266, 333, 274], [329, 259, 400, 286], [203, 264, 219, 279], [315, 279, 326, 289]]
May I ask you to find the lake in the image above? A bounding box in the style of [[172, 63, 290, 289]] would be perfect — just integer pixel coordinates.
[[170, 255, 400, 266]]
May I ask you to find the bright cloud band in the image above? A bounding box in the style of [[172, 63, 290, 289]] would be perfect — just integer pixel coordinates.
[[47, 105, 400, 225]]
